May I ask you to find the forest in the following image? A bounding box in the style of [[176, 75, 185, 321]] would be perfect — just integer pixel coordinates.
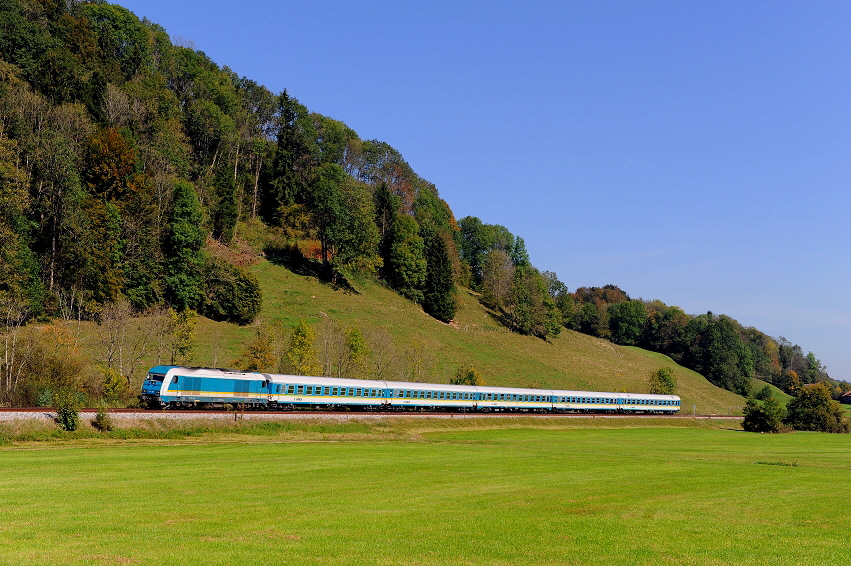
[[0, 0, 846, 406]]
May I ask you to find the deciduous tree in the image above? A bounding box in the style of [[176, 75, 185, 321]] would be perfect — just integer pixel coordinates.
[[648, 366, 676, 395], [784, 382, 849, 433]]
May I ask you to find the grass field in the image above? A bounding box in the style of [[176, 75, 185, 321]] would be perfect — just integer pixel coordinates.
[[1, 419, 849, 565]]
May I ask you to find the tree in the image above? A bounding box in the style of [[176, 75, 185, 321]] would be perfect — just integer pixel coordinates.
[[608, 300, 647, 346], [481, 248, 514, 309], [285, 319, 320, 376], [784, 383, 849, 433], [682, 313, 752, 396], [385, 214, 426, 303], [306, 163, 380, 278], [422, 232, 456, 322], [341, 327, 369, 380], [83, 127, 140, 202], [742, 398, 786, 433], [167, 308, 196, 366], [232, 323, 277, 373], [450, 365, 485, 386], [211, 165, 237, 243], [262, 90, 315, 224], [648, 367, 676, 395], [163, 181, 204, 312]]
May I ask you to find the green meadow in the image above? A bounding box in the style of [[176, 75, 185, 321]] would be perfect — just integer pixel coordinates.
[[1, 419, 850, 565]]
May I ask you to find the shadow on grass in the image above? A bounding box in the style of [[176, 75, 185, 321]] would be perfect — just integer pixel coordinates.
[[265, 245, 358, 294]]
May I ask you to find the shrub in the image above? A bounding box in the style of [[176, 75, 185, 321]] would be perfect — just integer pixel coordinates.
[[36, 388, 53, 407], [92, 405, 113, 432], [55, 390, 82, 432], [200, 258, 262, 325], [742, 398, 786, 433], [753, 384, 773, 401]]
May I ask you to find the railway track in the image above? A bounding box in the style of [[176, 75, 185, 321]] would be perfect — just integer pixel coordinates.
[[0, 407, 740, 419]]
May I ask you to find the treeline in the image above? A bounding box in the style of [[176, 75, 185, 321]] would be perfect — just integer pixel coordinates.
[[543, 284, 845, 399], [451, 216, 844, 399], [0, 1, 842, 403]]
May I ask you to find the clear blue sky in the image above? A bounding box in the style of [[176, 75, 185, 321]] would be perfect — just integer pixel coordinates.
[[119, 0, 851, 382]]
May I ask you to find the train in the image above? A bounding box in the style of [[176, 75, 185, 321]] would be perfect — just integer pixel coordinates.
[[140, 366, 681, 414]]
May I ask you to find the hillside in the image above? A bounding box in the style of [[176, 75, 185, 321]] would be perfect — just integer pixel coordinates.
[[183, 258, 743, 415], [2, 1, 831, 410]]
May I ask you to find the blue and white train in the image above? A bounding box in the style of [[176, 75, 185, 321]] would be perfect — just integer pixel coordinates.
[[140, 366, 681, 414]]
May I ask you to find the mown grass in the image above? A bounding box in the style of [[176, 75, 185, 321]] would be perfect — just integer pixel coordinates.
[[0, 423, 849, 565]]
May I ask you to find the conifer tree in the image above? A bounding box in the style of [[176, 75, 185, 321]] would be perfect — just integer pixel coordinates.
[[422, 233, 456, 322], [163, 181, 204, 311]]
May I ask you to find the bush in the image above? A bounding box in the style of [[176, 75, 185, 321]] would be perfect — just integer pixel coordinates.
[[200, 258, 262, 325], [92, 405, 113, 432], [55, 390, 82, 432], [36, 388, 53, 407], [784, 383, 850, 433], [753, 384, 773, 401], [742, 398, 786, 433]]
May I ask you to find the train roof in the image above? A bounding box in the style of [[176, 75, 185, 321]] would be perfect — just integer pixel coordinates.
[[156, 366, 265, 380], [475, 385, 558, 395], [382, 380, 479, 392], [549, 389, 680, 401], [264, 374, 387, 388]]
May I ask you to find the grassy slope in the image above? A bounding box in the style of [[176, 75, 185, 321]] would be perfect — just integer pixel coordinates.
[[68, 257, 743, 413], [189, 259, 743, 415]]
